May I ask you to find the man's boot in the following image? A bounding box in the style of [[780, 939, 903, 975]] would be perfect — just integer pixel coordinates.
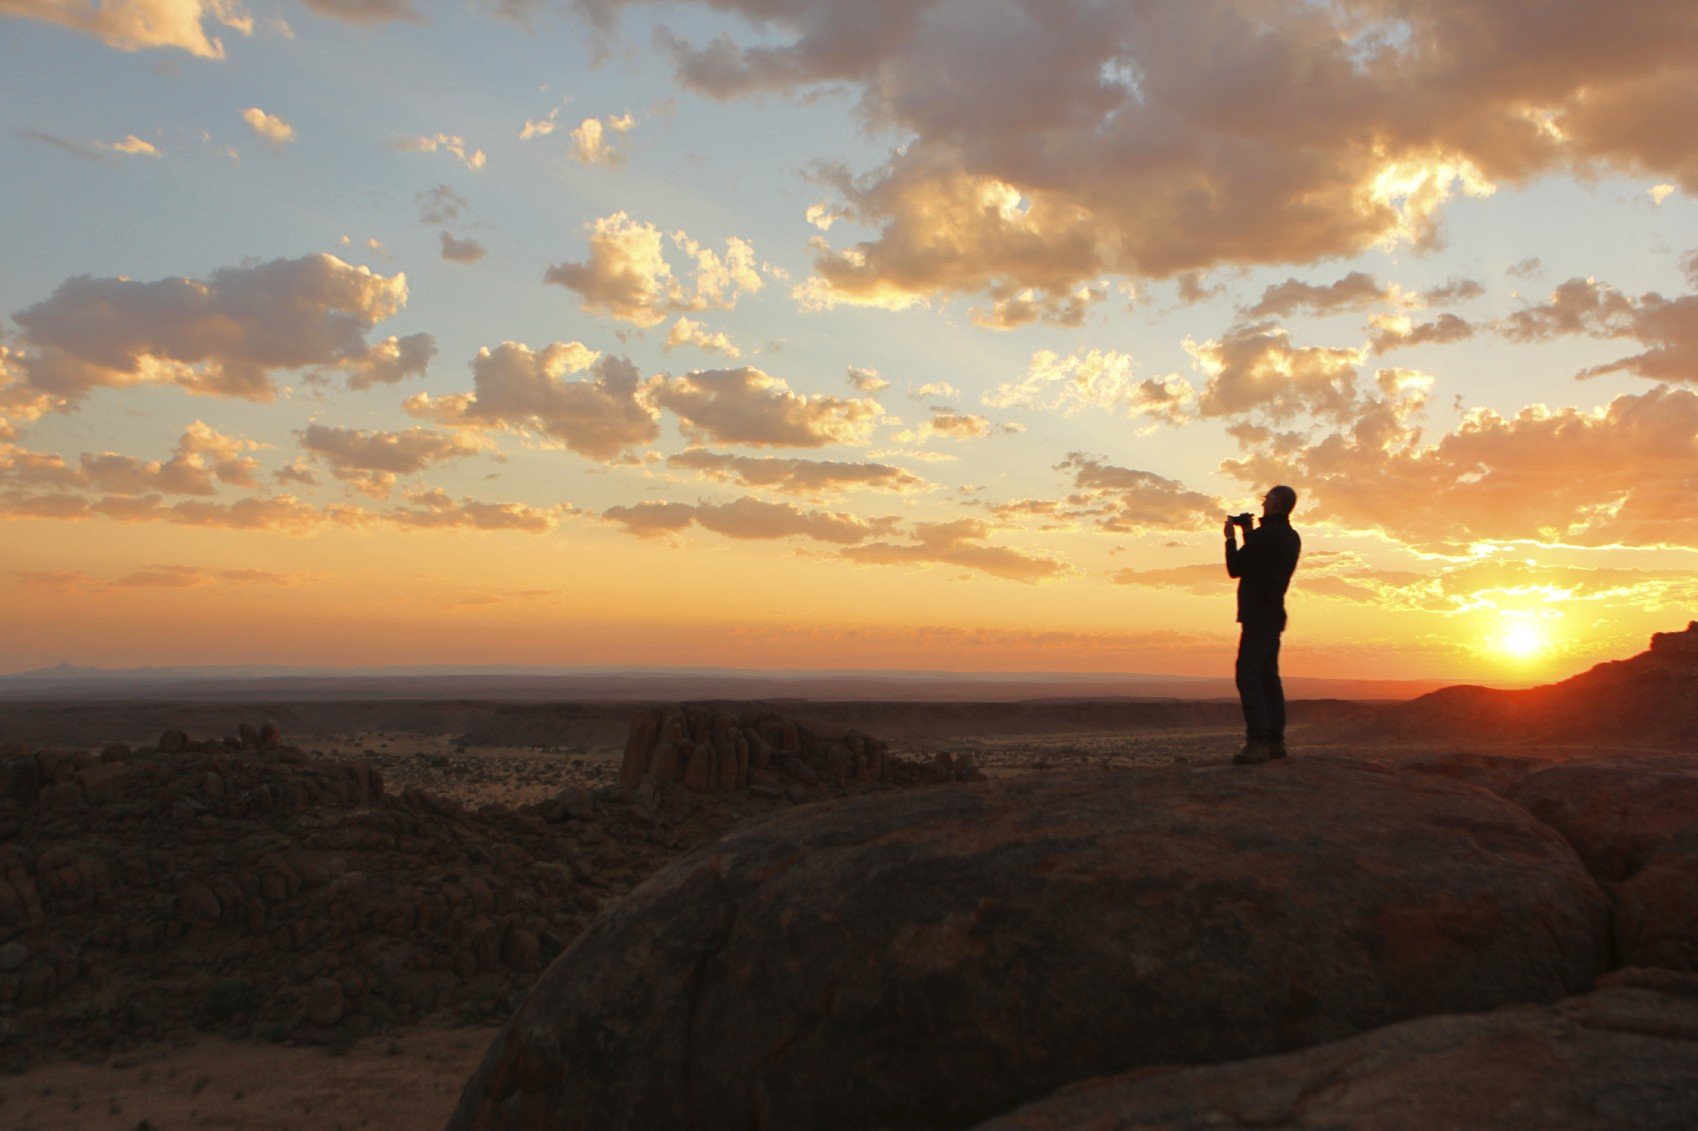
[[1234, 739, 1272, 765], [1269, 738, 1288, 760]]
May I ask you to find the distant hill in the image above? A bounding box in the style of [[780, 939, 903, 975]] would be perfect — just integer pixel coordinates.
[[0, 662, 1477, 705], [1349, 621, 1698, 748]]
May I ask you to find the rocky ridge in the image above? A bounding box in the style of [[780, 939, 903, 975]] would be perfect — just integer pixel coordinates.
[[0, 707, 914, 1067]]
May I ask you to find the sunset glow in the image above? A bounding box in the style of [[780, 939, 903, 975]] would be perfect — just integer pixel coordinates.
[[3, 2, 1697, 682]]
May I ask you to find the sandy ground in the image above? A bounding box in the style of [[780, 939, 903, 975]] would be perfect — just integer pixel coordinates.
[[0, 1026, 495, 1130]]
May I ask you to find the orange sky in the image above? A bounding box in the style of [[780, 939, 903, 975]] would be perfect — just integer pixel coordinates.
[[3, 1, 1697, 682]]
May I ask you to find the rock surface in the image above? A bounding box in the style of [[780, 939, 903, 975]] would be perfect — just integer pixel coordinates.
[[973, 968, 1698, 1131], [448, 761, 1609, 1131], [618, 703, 897, 793]]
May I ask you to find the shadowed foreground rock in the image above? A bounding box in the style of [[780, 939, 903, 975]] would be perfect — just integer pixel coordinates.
[[973, 968, 1698, 1130], [448, 761, 1609, 1131]]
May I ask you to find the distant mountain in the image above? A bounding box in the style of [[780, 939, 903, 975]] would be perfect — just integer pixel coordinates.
[[1351, 621, 1698, 748]]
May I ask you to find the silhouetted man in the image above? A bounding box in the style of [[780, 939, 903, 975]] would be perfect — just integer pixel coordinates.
[[1224, 485, 1301, 765]]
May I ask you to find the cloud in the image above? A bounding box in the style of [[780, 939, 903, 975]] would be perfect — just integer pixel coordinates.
[[1499, 278, 1637, 343], [110, 564, 293, 588], [416, 184, 468, 225], [391, 132, 485, 171], [1040, 452, 1222, 534], [0, 486, 568, 535], [570, 112, 635, 165], [1368, 313, 1476, 354], [1, 420, 261, 496], [19, 129, 163, 161], [1107, 563, 1224, 592], [664, 316, 740, 357], [665, 449, 926, 496], [1188, 323, 1364, 423], [0, 0, 251, 57], [847, 366, 889, 393], [603, 496, 884, 544], [649, 366, 879, 448], [911, 381, 958, 401], [544, 212, 764, 327], [241, 107, 295, 149], [439, 232, 487, 264], [10, 253, 420, 403], [625, 1, 1698, 316], [839, 519, 1070, 583], [1246, 272, 1389, 319], [1495, 276, 1698, 384], [986, 348, 1194, 424], [377, 489, 570, 532], [298, 423, 487, 498], [891, 411, 1018, 444], [405, 342, 659, 462], [520, 108, 561, 140], [341, 332, 436, 389], [1224, 384, 1698, 550]]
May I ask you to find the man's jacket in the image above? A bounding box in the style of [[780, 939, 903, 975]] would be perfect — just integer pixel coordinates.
[[1225, 514, 1301, 630]]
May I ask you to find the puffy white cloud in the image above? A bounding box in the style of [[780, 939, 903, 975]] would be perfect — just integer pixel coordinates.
[[298, 423, 487, 498], [665, 449, 926, 496], [1492, 276, 1698, 384], [986, 348, 1194, 425], [405, 342, 659, 462], [649, 366, 879, 448], [241, 107, 295, 149], [1224, 384, 1698, 549], [664, 316, 740, 358], [543, 212, 764, 327], [439, 232, 487, 264], [10, 253, 421, 403], [520, 108, 561, 140], [610, 1, 1698, 316], [1188, 323, 1364, 423], [1368, 313, 1476, 355], [0, 0, 251, 58], [391, 132, 485, 171], [341, 332, 436, 389], [1016, 453, 1223, 535], [570, 112, 635, 165], [1246, 272, 1388, 319]]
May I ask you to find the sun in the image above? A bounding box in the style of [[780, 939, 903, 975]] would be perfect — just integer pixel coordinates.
[[1496, 622, 1547, 660]]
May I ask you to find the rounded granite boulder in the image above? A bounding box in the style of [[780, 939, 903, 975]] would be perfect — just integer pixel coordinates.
[[449, 761, 1610, 1131]]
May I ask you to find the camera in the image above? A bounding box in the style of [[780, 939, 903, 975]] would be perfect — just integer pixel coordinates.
[[1228, 512, 1255, 529]]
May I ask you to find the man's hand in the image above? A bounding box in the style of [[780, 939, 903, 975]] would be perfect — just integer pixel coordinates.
[[1223, 519, 1236, 540]]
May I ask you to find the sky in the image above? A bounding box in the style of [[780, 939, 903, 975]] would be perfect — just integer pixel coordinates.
[[2, 0, 1696, 682]]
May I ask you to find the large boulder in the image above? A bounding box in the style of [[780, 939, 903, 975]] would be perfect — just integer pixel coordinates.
[[448, 761, 1609, 1131], [973, 968, 1698, 1130], [1619, 828, 1698, 972], [1507, 756, 1698, 883]]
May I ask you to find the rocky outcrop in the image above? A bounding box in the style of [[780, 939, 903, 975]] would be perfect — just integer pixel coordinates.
[[618, 703, 891, 793], [0, 721, 877, 1066], [973, 967, 1698, 1131], [448, 762, 1608, 1131]]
